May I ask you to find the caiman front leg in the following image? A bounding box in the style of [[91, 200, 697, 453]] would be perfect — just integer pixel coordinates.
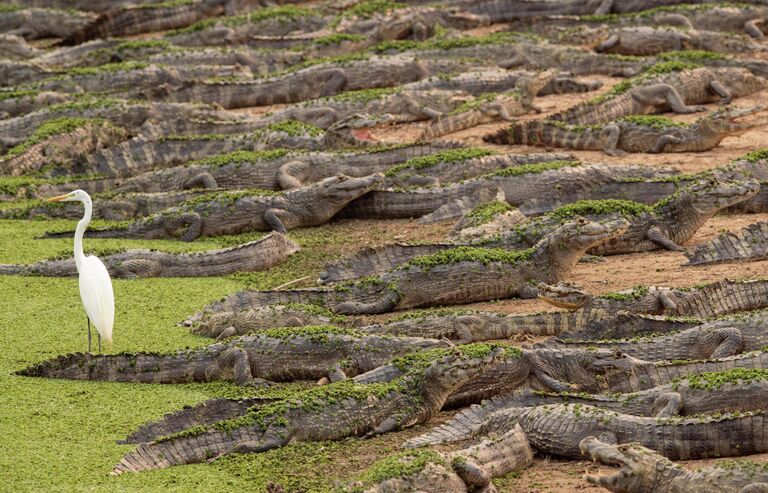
[[222, 347, 273, 387], [745, 18, 766, 39], [595, 34, 620, 53], [319, 68, 348, 97], [706, 327, 745, 358], [277, 160, 311, 189], [600, 125, 627, 157], [632, 83, 707, 114], [645, 226, 684, 251], [592, 0, 614, 15], [183, 172, 218, 190], [649, 134, 683, 153], [651, 391, 683, 417], [708, 80, 733, 104], [263, 208, 292, 233], [166, 212, 203, 241]]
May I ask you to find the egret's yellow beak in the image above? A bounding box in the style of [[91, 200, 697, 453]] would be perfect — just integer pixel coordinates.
[[46, 193, 72, 203]]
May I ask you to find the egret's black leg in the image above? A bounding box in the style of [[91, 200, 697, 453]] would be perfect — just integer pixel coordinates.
[[87, 317, 91, 353]]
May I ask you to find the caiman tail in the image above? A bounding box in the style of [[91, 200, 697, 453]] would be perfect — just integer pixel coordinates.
[[15, 351, 221, 384], [483, 120, 545, 145], [122, 397, 275, 444], [0, 265, 29, 275], [421, 109, 485, 139], [112, 427, 247, 474], [318, 243, 454, 284], [685, 221, 768, 266]]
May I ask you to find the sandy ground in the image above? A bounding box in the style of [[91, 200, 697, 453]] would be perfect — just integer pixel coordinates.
[[335, 73, 768, 490]]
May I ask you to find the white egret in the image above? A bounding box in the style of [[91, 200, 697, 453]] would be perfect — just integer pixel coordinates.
[[47, 190, 114, 352]]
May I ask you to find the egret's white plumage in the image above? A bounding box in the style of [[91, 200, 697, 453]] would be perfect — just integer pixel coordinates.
[[47, 189, 114, 348], [78, 256, 114, 343]]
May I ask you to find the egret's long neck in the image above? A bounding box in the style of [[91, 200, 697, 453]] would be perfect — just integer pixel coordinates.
[[74, 199, 91, 271]]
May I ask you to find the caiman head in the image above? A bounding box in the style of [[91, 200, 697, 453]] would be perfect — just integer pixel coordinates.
[[698, 104, 767, 138], [716, 68, 768, 98], [544, 217, 629, 277], [514, 68, 559, 105], [530, 348, 644, 393], [315, 173, 384, 207], [323, 113, 384, 148], [673, 176, 760, 217], [580, 438, 677, 493], [537, 282, 593, 311], [422, 346, 507, 395]]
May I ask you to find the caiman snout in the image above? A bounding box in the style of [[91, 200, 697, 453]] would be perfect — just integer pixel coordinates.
[[591, 351, 646, 372]]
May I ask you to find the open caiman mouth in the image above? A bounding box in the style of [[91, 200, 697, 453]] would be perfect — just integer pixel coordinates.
[[351, 127, 380, 143], [539, 296, 586, 310]]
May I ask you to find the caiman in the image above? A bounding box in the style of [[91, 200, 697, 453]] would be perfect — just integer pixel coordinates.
[[111, 346, 506, 474], [543, 309, 768, 361], [581, 437, 768, 493], [320, 178, 759, 283], [0, 233, 298, 278], [16, 326, 447, 385], [407, 402, 768, 461], [44, 173, 384, 239], [504, 106, 766, 156], [183, 217, 629, 318]]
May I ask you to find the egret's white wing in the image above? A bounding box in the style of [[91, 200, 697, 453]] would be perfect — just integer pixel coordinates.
[[79, 255, 115, 343]]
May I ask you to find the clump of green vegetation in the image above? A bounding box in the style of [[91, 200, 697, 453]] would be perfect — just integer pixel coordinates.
[[387, 307, 477, 323], [65, 61, 148, 77], [548, 199, 651, 221], [345, 0, 405, 18], [4, 117, 100, 157], [715, 459, 768, 478], [0, 89, 40, 101], [279, 302, 348, 324], [372, 31, 532, 54], [465, 201, 514, 227], [258, 120, 323, 137], [255, 325, 363, 342], [597, 285, 650, 302], [385, 148, 496, 176], [402, 246, 534, 270], [0, 4, 23, 12], [620, 115, 686, 130], [0, 177, 48, 196], [684, 368, 768, 391], [739, 149, 768, 162], [189, 149, 291, 168], [483, 160, 581, 179], [294, 52, 371, 71], [343, 450, 447, 491], [657, 50, 725, 63], [312, 33, 366, 46], [643, 60, 699, 76], [324, 86, 400, 104], [181, 189, 281, 210]]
